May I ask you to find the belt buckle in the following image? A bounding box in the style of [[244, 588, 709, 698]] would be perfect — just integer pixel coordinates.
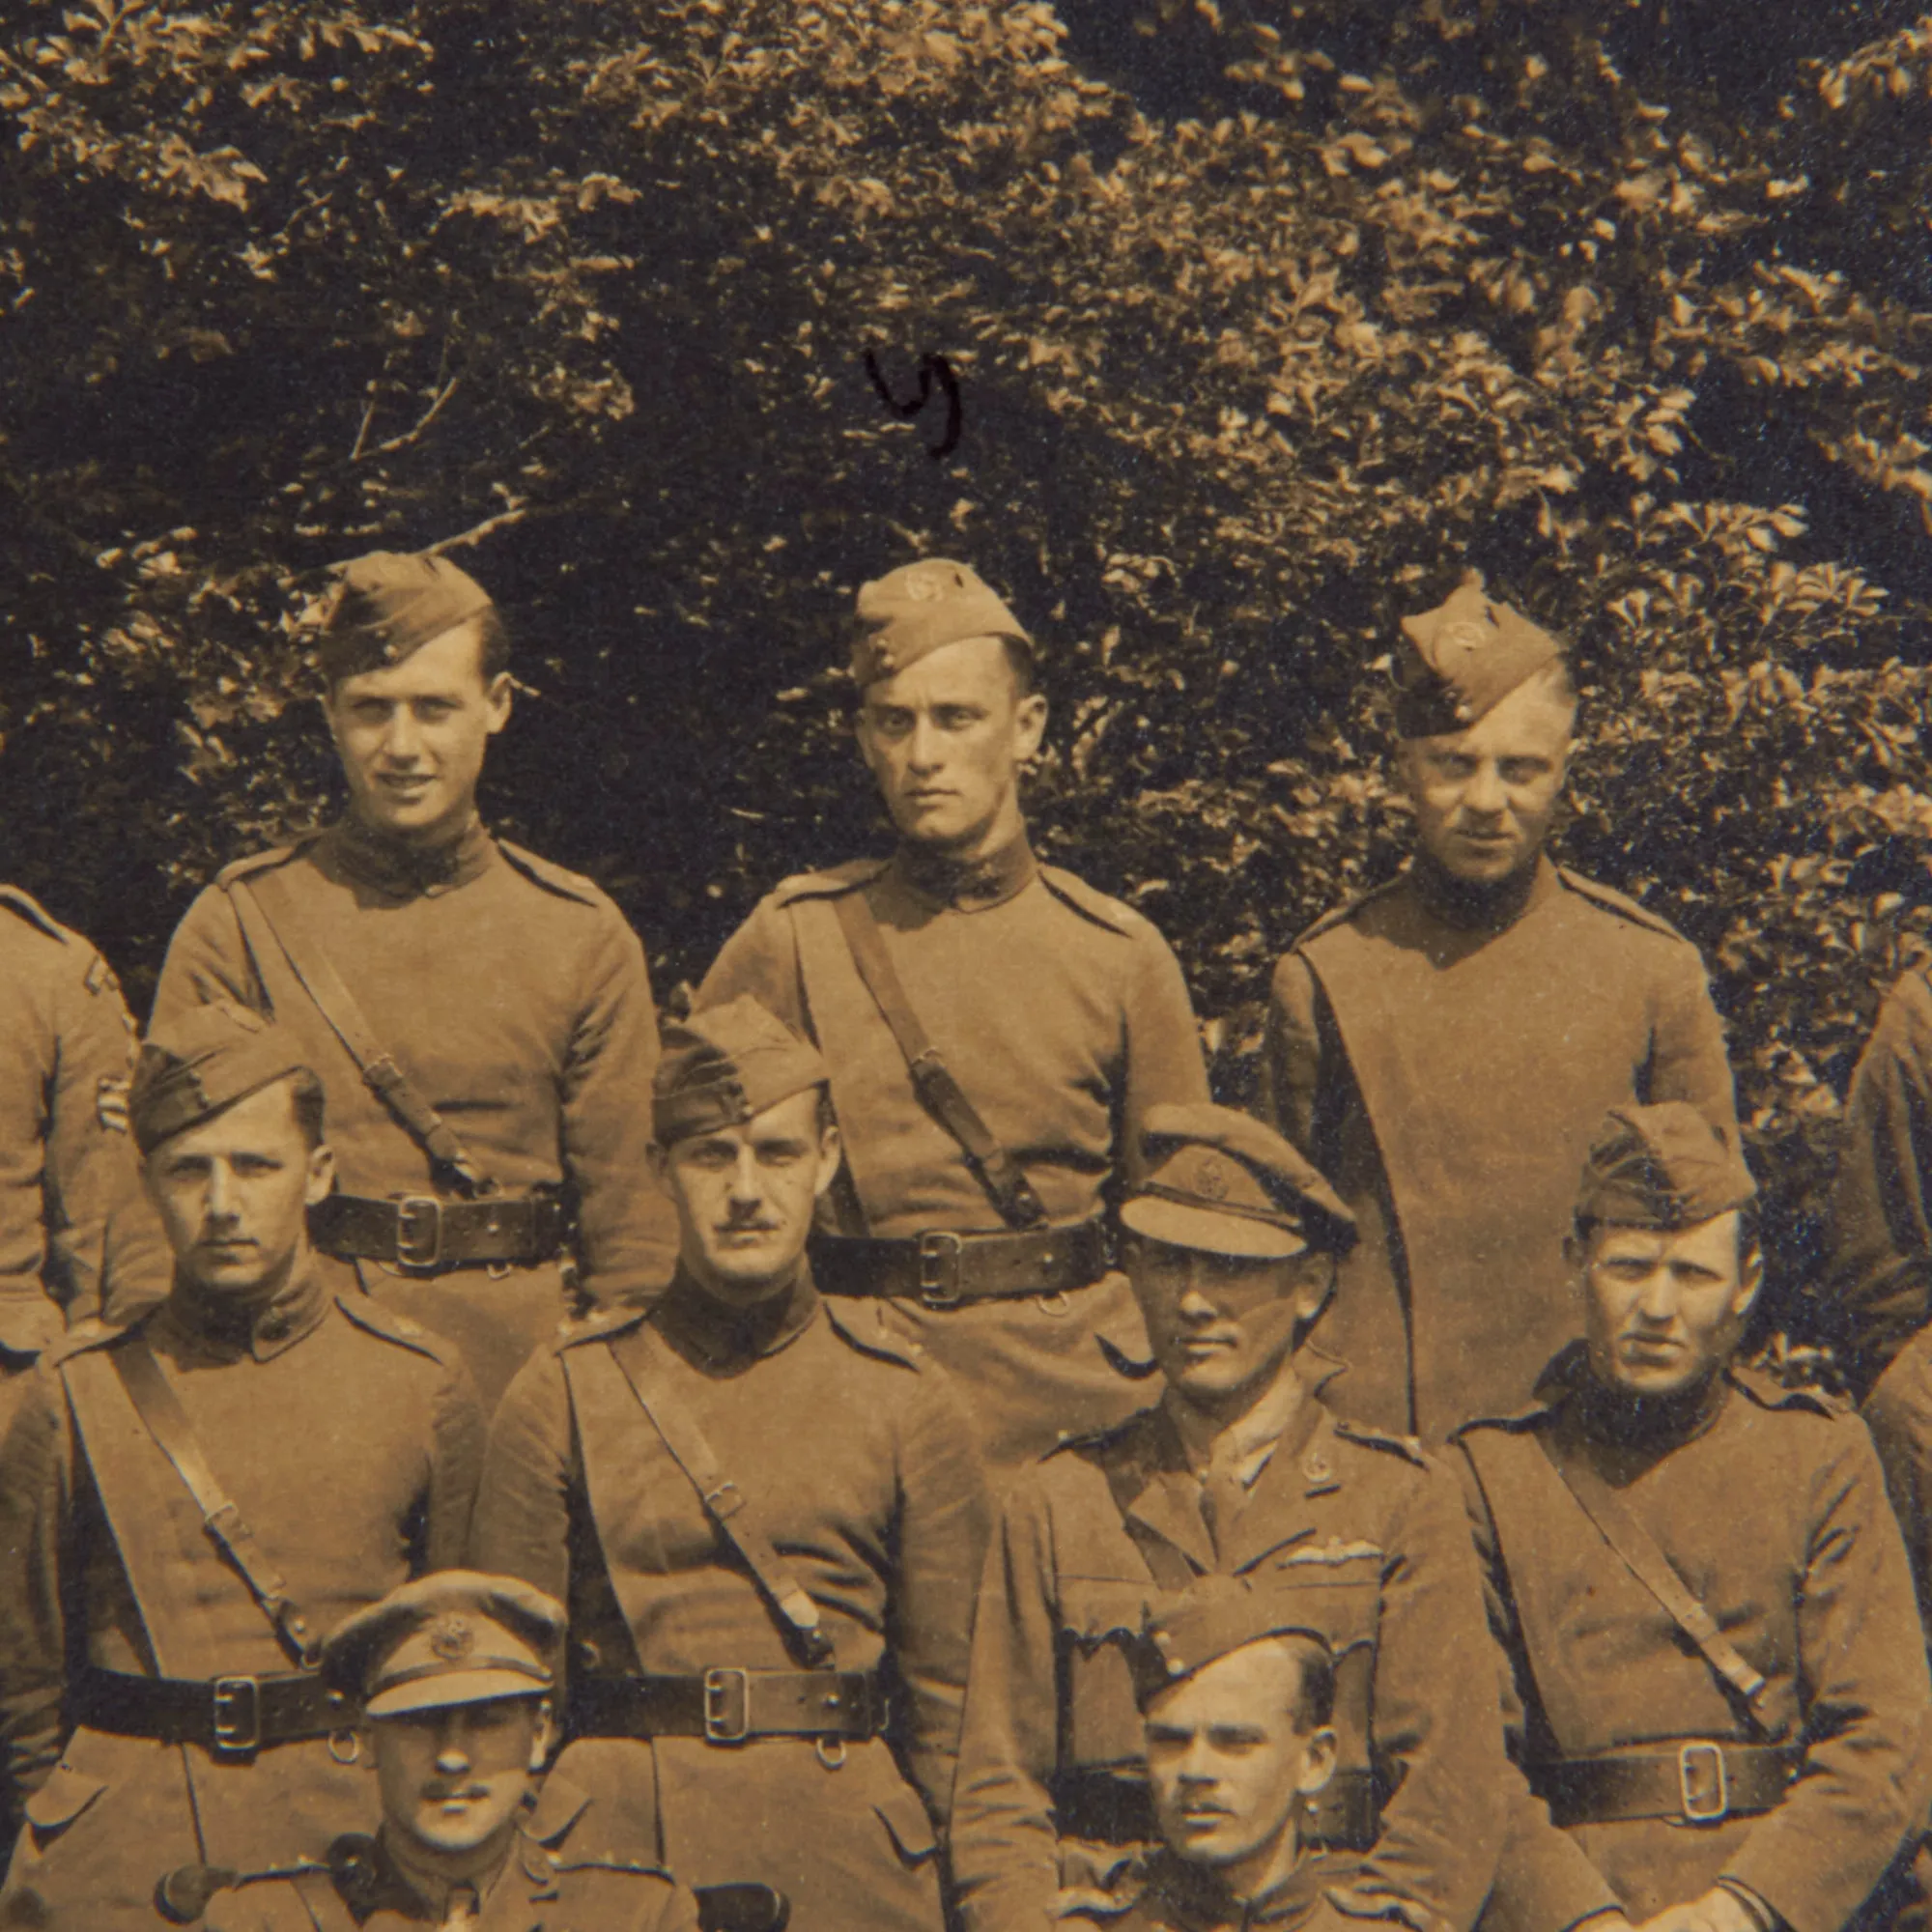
[[394, 1196, 444, 1270], [918, 1231, 964, 1309], [211, 1676, 262, 1755], [702, 1666, 751, 1744], [1678, 1741, 1728, 1823]]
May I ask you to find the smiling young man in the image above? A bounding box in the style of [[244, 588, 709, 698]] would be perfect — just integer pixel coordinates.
[[950, 1103, 1505, 1932], [469, 997, 988, 1932], [151, 549, 674, 1406], [1260, 575, 1735, 1443], [1454, 1102, 1930, 1932], [191, 1572, 698, 1931], [697, 556, 1209, 1478], [0, 1004, 481, 1931]]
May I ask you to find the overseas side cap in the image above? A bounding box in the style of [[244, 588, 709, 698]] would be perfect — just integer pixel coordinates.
[[849, 557, 1033, 688], [1122, 1103, 1355, 1262], [1577, 1101, 1757, 1232], [655, 996, 830, 1145], [1395, 574, 1566, 738], [1127, 1576, 1338, 1709], [130, 1002, 314, 1156], [325, 1572, 564, 1719], [318, 550, 497, 684]]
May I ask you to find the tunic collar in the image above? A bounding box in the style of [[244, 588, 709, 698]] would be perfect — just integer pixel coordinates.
[[1134, 1847, 1334, 1930], [153, 1254, 331, 1364], [1539, 1338, 1733, 1455], [652, 1262, 821, 1372], [1406, 850, 1558, 934], [368, 1826, 515, 1924], [328, 810, 495, 901], [892, 830, 1037, 911]]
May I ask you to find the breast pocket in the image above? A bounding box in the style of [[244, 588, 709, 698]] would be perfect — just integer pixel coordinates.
[[1059, 1577, 1152, 1773], [873, 1782, 939, 1868], [21, 1761, 108, 1846]]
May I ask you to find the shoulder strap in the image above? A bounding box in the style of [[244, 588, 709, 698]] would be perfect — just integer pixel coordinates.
[[228, 871, 498, 1198], [111, 1337, 321, 1665], [829, 890, 1048, 1231], [602, 1324, 835, 1667], [1536, 1425, 1770, 1730]]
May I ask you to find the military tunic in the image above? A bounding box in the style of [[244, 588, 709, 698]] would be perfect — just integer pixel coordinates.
[[950, 1353, 1506, 1932], [0, 1263, 483, 1930], [1262, 859, 1735, 1442], [469, 1265, 990, 1931], [0, 886, 169, 1430], [1455, 1347, 1930, 1932], [697, 837, 1210, 1473], [1060, 1849, 1432, 1932], [152, 815, 676, 1405], [202, 1751, 699, 1931]]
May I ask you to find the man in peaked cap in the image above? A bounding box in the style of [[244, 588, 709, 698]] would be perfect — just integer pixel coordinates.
[[1454, 1102, 1930, 1932], [470, 996, 989, 1931], [188, 1572, 699, 1931], [0, 1004, 483, 1930], [951, 1103, 1505, 1932], [0, 879, 171, 1455], [1260, 574, 1736, 1443], [697, 555, 1210, 1480], [152, 547, 676, 1411]]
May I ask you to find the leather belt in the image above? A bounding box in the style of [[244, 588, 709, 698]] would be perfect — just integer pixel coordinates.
[[311, 1191, 568, 1272], [569, 1669, 883, 1744], [73, 1666, 349, 1756], [1530, 1743, 1801, 1827], [813, 1219, 1109, 1308], [1052, 1766, 1378, 1851]]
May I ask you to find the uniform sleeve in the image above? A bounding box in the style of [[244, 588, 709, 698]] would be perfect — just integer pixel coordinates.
[[561, 910, 677, 1305], [950, 1474, 1067, 1932], [468, 1347, 579, 1604], [150, 884, 265, 1028], [695, 897, 810, 1036], [1258, 952, 1324, 1154], [44, 952, 171, 1332], [1450, 1442, 1620, 1932], [418, 1359, 487, 1572], [887, 1370, 992, 1825], [1825, 974, 1932, 1391], [1721, 1422, 1932, 1932], [1119, 925, 1209, 1178], [1343, 1460, 1508, 1932], [0, 1365, 77, 1807], [1640, 937, 1738, 1137]]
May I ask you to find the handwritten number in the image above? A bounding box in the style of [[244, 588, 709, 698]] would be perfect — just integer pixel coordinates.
[[864, 351, 962, 460]]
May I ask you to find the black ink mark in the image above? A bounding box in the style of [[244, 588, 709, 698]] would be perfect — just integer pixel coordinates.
[[864, 350, 962, 460]]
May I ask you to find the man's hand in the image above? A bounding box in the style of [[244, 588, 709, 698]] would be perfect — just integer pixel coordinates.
[[1636, 1887, 1772, 1932]]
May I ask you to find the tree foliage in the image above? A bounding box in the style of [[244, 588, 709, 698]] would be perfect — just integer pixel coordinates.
[[6, 0, 1932, 1336]]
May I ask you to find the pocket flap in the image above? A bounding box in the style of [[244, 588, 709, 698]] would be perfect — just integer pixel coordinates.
[[23, 1761, 108, 1835], [873, 1782, 938, 1863], [1059, 1577, 1152, 1649]]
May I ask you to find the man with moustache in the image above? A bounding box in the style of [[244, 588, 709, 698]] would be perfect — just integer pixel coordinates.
[[1261, 575, 1735, 1443], [188, 1572, 699, 1932], [153, 550, 674, 1406], [699, 557, 1209, 1476], [470, 998, 988, 1932], [0, 1004, 482, 1931], [1456, 1103, 1929, 1932], [951, 1104, 1504, 1932]]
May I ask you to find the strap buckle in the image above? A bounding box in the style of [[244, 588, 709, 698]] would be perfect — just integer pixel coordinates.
[[917, 1231, 964, 1309], [702, 1667, 752, 1744], [393, 1196, 444, 1270], [1678, 1741, 1728, 1823], [211, 1676, 262, 1755]]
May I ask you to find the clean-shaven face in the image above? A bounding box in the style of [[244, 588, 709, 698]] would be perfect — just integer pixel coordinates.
[[1581, 1211, 1759, 1398]]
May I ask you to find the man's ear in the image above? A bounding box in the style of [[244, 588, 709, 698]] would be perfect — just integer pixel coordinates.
[[304, 1143, 336, 1208], [529, 1698, 556, 1772], [1013, 691, 1049, 765], [355, 1722, 379, 1773], [1731, 1242, 1766, 1324], [645, 1140, 673, 1201], [1296, 1726, 1339, 1798], [813, 1120, 843, 1202], [483, 670, 514, 737], [1290, 1255, 1336, 1330]]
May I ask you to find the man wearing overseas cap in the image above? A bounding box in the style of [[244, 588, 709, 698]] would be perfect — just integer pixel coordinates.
[[951, 1103, 1505, 1932], [1260, 574, 1736, 1443], [471, 996, 988, 1930], [151, 548, 676, 1409], [0, 1003, 484, 1931], [1454, 1102, 1929, 1932], [185, 1572, 699, 1931], [697, 555, 1209, 1478]]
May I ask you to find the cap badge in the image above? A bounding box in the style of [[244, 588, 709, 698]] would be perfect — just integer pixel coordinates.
[[904, 569, 945, 602], [428, 1614, 474, 1663], [1437, 619, 1491, 655], [1194, 1154, 1230, 1203]]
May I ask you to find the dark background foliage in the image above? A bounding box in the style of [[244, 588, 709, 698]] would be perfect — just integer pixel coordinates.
[[7, 0, 1932, 1346]]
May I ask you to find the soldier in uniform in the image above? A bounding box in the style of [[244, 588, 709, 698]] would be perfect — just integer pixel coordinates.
[[697, 556, 1210, 1477], [470, 997, 989, 1931], [0, 1004, 483, 1931], [0, 881, 170, 1440], [1260, 574, 1736, 1443], [186, 1571, 699, 1932], [1455, 1102, 1930, 1932], [951, 1104, 1505, 1932], [152, 549, 675, 1407]]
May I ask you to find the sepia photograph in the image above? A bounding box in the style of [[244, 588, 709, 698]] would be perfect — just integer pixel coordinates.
[[4, 1, 1932, 1927]]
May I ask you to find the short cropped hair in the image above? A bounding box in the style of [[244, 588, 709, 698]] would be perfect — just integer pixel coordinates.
[[287, 1067, 327, 1151], [1275, 1635, 1336, 1735]]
